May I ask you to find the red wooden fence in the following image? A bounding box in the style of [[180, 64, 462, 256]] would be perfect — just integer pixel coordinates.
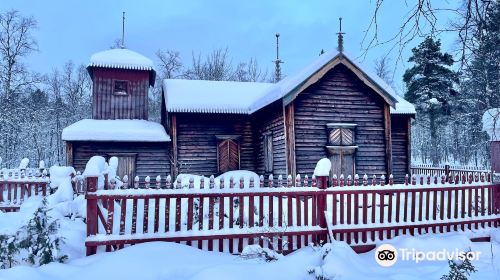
[[85, 173, 500, 256], [411, 164, 490, 180], [0, 169, 49, 212]]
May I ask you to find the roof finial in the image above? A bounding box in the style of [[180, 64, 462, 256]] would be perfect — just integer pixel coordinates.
[[121, 12, 125, 49], [337, 17, 345, 52], [273, 33, 284, 82]]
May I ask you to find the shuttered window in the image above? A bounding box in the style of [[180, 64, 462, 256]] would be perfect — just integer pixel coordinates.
[[329, 128, 355, 146], [263, 133, 273, 172], [217, 138, 240, 173]]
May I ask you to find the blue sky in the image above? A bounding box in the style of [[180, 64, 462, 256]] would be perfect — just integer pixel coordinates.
[[1, 0, 459, 92]]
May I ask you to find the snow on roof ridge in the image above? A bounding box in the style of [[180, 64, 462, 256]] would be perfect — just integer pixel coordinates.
[[164, 50, 415, 115], [163, 79, 273, 114], [88, 48, 154, 71], [62, 119, 170, 142]]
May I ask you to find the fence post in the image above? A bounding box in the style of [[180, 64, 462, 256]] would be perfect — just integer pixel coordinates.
[[444, 164, 450, 181], [86, 176, 98, 256], [490, 140, 500, 222], [316, 175, 328, 244]]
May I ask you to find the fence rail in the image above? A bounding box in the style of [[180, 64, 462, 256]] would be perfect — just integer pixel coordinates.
[[0, 169, 50, 212], [85, 172, 500, 255]]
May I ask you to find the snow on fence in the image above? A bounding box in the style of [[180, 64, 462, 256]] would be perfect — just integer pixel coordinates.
[[0, 168, 50, 212], [410, 164, 490, 179], [84, 172, 500, 256]]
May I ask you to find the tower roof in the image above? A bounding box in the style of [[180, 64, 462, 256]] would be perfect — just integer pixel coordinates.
[[88, 48, 154, 70], [87, 48, 156, 85]]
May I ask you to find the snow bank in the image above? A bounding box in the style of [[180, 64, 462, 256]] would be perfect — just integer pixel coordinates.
[[0, 242, 318, 280], [482, 108, 500, 141], [62, 119, 170, 142], [313, 158, 331, 176], [314, 233, 500, 280]]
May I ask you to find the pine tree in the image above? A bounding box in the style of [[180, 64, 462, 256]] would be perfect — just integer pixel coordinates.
[[403, 37, 458, 165], [441, 258, 477, 280], [17, 198, 67, 266], [457, 1, 500, 165], [0, 234, 19, 269]]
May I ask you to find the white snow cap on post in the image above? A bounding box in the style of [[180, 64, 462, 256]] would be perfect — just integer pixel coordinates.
[[314, 158, 332, 176], [19, 158, 29, 169], [83, 156, 107, 177], [482, 108, 500, 141]]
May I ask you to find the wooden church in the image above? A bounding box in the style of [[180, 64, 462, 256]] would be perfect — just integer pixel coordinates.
[[62, 36, 415, 182]]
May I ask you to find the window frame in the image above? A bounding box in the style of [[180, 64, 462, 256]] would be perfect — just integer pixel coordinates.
[[113, 80, 129, 96]]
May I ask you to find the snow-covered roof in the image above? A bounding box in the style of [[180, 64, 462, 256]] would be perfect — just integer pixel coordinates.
[[88, 48, 154, 71], [62, 119, 170, 142], [482, 108, 500, 141], [164, 79, 273, 114], [391, 94, 416, 115], [163, 50, 415, 115]]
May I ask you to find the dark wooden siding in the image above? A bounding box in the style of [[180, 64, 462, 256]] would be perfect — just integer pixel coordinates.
[[91, 68, 149, 120], [71, 141, 171, 180], [293, 64, 387, 177], [175, 113, 255, 176], [251, 101, 287, 177], [391, 115, 411, 182]]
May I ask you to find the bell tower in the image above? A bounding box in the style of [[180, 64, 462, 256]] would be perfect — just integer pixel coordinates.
[[87, 49, 156, 120]]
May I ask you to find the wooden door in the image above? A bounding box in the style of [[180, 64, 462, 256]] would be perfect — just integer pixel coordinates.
[[330, 149, 355, 177], [217, 139, 240, 173], [109, 154, 137, 181]]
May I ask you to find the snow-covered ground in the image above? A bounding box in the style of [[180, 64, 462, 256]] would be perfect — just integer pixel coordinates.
[[1, 161, 499, 279], [0, 232, 499, 280]]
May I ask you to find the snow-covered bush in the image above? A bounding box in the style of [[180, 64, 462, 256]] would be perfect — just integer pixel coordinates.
[[0, 234, 19, 269], [240, 244, 282, 262], [17, 198, 68, 266], [441, 256, 477, 280]]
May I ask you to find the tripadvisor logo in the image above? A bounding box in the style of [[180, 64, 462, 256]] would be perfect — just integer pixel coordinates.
[[374, 244, 482, 267], [375, 244, 397, 267]]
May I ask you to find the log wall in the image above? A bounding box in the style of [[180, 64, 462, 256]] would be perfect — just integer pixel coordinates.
[[175, 113, 255, 176], [293, 64, 388, 176], [251, 100, 287, 177], [391, 115, 411, 182], [70, 141, 171, 180], [91, 68, 150, 120]]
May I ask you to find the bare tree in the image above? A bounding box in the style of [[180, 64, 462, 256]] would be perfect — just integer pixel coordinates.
[[363, 0, 495, 67], [0, 10, 39, 100], [156, 49, 183, 79], [374, 56, 394, 87], [185, 48, 233, 81], [232, 58, 267, 82]]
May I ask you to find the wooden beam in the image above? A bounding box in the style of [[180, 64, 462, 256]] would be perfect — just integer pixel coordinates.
[[171, 114, 178, 178], [384, 104, 392, 177], [407, 117, 412, 176], [66, 142, 73, 167], [284, 103, 296, 180]]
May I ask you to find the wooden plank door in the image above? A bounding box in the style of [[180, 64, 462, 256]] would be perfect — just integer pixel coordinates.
[[109, 154, 137, 181], [217, 139, 240, 173]]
